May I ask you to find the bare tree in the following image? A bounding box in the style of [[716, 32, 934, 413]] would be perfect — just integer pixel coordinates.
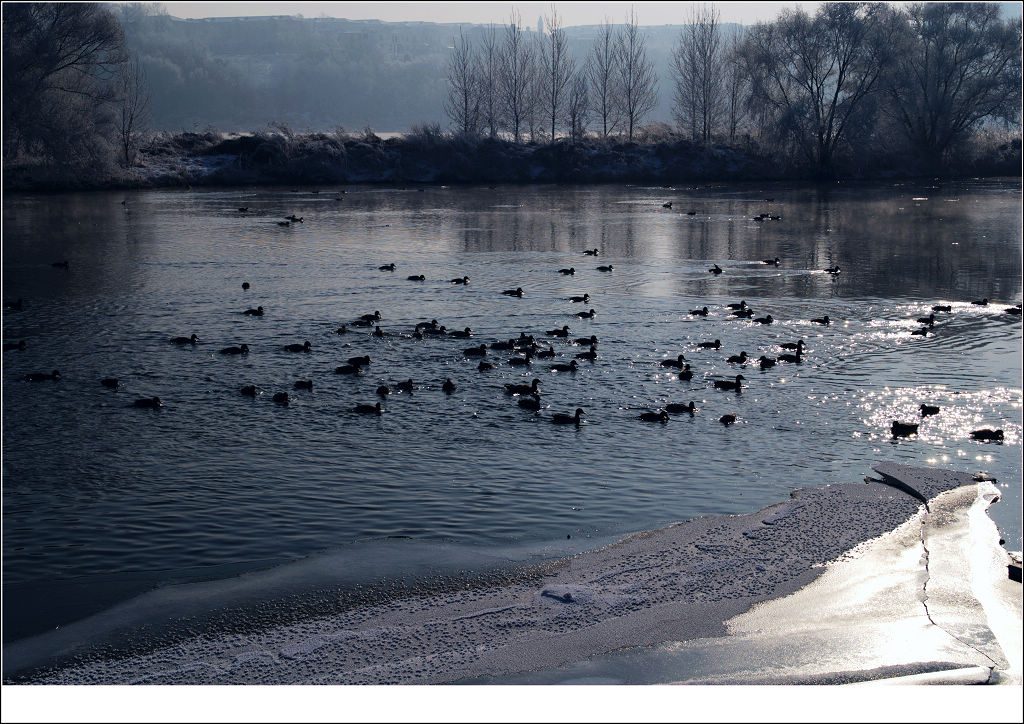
[[565, 68, 591, 144], [524, 34, 543, 142], [498, 10, 533, 142], [540, 4, 575, 142], [586, 18, 621, 138], [740, 2, 900, 176], [444, 28, 480, 135], [614, 9, 658, 141], [478, 24, 501, 138], [884, 2, 1022, 170], [722, 26, 748, 144], [671, 3, 723, 143], [117, 56, 151, 166]]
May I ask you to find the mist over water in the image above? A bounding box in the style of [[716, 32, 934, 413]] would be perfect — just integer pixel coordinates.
[[2, 179, 1021, 643]]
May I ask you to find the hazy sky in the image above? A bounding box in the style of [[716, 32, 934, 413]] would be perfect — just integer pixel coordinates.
[[160, 2, 823, 26]]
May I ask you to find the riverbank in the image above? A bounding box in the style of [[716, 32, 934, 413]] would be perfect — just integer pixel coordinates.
[[4, 463, 1019, 689], [4, 129, 1020, 192]]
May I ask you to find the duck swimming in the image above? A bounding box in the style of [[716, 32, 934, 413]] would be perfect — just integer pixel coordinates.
[[407, 274, 426, 281], [690, 307, 709, 316], [354, 401, 383, 415], [971, 298, 989, 306], [503, 287, 525, 297], [335, 325, 349, 335], [335, 364, 363, 375], [509, 350, 535, 367], [358, 311, 382, 323], [416, 319, 439, 331], [243, 306, 265, 316], [284, 340, 311, 352], [464, 344, 488, 357], [536, 346, 556, 359], [713, 374, 745, 391], [100, 377, 120, 388], [551, 360, 579, 372], [662, 201, 673, 208], [569, 294, 590, 303], [727, 301, 748, 310], [597, 265, 614, 272], [347, 355, 371, 367], [478, 360, 495, 371], [518, 393, 542, 411], [932, 305, 952, 312], [910, 327, 929, 336], [678, 364, 693, 381], [754, 314, 774, 325], [559, 267, 576, 275], [638, 409, 669, 423], [505, 379, 541, 396], [396, 379, 416, 393], [891, 421, 918, 438], [661, 353, 687, 369], [726, 351, 748, 364], [490, 339, 516, 351], [242, 282, 250, 290], [442, 379, 457, 394], [731, 308, 754, 318], [240, 385, 261, 397], [552, 408, 585, 425], [273, 392, 290, 405], [762, 257, 781, 265], [696, 339, 721, 349], [573, 335, 598, 347], [778, 348, 803, 363], [133, 396, 162, 409], [575, 345, 598, 361], [576, 309, 596, 319], [665, 401, 697, 414], [51, 260, 69, 269], [547, 325, 570, 337], [824, 266, 841, 275], [376, 385, 391, 396], [970, 428, 1004, 441], [450, 276, 470, 284], [373, 326, 385, 338], [220, 344, 250, 355], [1006, 306, 1021, 316], [709, 265, 722, 275], [916, 313, 935, 326], [379, 263, 396, 271], [450, 327, 473, 339], [780, 339, 805, 351], [582, 249, 599, 256], [758, 355, 777, 370], [25, 370, 60, 382], [919, 404, 939, 417], [811, 315, 830, 325]]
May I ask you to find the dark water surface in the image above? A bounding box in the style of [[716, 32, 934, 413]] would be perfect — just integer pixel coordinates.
[[3, 180, 1021, 643]]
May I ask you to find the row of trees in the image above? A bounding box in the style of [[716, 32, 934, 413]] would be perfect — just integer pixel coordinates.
[[445, 2, 1022, 175], [2, 3, 151, 170]]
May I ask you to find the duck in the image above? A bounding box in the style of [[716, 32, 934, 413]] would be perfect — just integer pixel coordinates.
[[932, 305, 952, 312], [442, 379, 457, 394], [51, 260, 69, 269], [347, 355, 371, 367], [1005, 306, 1021, 316], [240, 385, 261, 397], [536, 346, 556, 359], [133, 396, 162, 408], [335, 325, 349, 335], [919, 404, 939, 417], [713, 374, 745, 391], [970, 428, 1004, 441], [464, 344, 488, 357], [678, 364, 693, 381], [596, 265, 614, 272], [407, 274, 426, 281], [552, 408, 585, 425], [396, 379, 416, 393], [778, 349, 803, 363], [478, 360, 495, 371], [780, 340, 805, 351], [891, 421, 918, 438], [811, 315, 830, 325], [575, 345, 598, 361], [237, 207, 248, 212], [569, 294, 591, 303], [754, 314, 774, 325], [502, 287, 525, 297], [910, 327, 929, 336], [273, 392, 290, 405], [372, 326, 385, 338], [665, 401, 697, 415], [971, 298, 989, 306], [574, 335, 598, 347], [762, 257, 780, 265], [727, 300, 748, 310], [490, 339, 516, 351], [354, 401, 383, 415], [916, 313, 935, 326], [638, 409, 669, 423], [690, 307, 710, 317], [582, 249, 599, 256], [4, 340, 27, 351], [295, 380, 314, 391], [696, 339, 721, 350], [547, 325, 570, 338], [576, 308, 596, 319], [243, 306, 265, 316], [719, 414, 737, 425], [285, 215, 303, 223], [25, 370, 60, 382], [376, 385, 391, 396], [450, 276, 470, 284], [709, 264, 722, 275], [731, 308, 754, 318], [824, 266, 841, 275], [416, 319, 439, 331], [559, 267, 576, 275], [505, 379, 541, 395], [661, 354, 687, 369], [422, 325, 448, 336], [686, 210, 698, 216], [358, 311, 382, 323], [518, 393, 542, 411], [509, 351, 535, 367], [662, 201, 673, 208], [284, 340, 311, 352], [242, 281, 251, 290], [277, 221, 290, 227], [726, 351, 748, 364], [378, 263, 396, 271], [758, 355, 777, 370], [335, 364, 363, 375], [220, 344, 250, 355], [551, 360, 579, 372], [449, 327, 473, 339]]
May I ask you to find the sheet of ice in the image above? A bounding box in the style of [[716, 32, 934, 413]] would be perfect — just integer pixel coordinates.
[[15, 464, 1020, 685]]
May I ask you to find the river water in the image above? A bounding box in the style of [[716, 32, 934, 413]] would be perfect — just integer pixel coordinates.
[[2, 179, 1021, 646]]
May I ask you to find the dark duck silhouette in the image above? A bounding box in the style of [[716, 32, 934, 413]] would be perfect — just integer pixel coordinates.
[[449, 327, 473, 339], [824, 266, 841, 275], [678, 364, 693, 381], [25, 370, 60, 381], [582, 249, 599, 256], [910, 327, 929, 336], [780, 340, 805, 351], [919, 404, 939, 417], [559, 267, 576, 275], [407, 274, 426, 281], [891, 421, 918, 438], [284, 340, 311, 352], [916, 313, 936, 326], [464, 344, 488, 357], [505, 379, 541, 396], [696, 339, 721, 349], [551, 360, 579, 372], [347, 355, 371, 367], [719, 414, 737, 426], [639, 409, 669, 422], [709, 264, 722, 275], [1005, 305, 1021, 316], [576, 308, 596, 319], [971, 298, 989, 306], [376, 385, 391, 396], [133, 396, 162, 409], [811, 315, 830, 325], [713, 374, 745, 391], [932, 305, 952, 312], [731, 308, 754, 318], [478, 360, 495, 371], [596, 265, 614, 272], [758, 355, 777, 370], [690, 307, 710, 317], [243, 306, 265, 316], [378, 263, 396, 271], [442, 378, 457, 394], [354, 401, 383, 415], [662, 201, 673, 208], [754, 314, 774, 325], [536, 346, 556, 359], [395, 379, 416, 393], [665, 401, 697, 415], [547, 325, 570, 338], [51, 260, 69, 269], [240, 385, 261, 397], [970, 428, 1004, 441], [574, 334, 598, 346], [569, 293, 590, 303], [778, 348, 803, 363], [726, 351, 749, 364], [335, 364, 363, 375], [273, 392, 290, 405], [552, 408, 585, 425], [509, 350, 535, 367], [100, 377, 120, 388], [503, 287, 525, 297], [661, 353, 687, 369], [450, 276, 470, 284], [242, 281, 250, 290], [518, 393, 542, 411], [220, 344, 249, 355], [575, 345, 598, 361], [335, 325, 349, 335], [727, 301, 748, 310], [762, 257, 780, 265]]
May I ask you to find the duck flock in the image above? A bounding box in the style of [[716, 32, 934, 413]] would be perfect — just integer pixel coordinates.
[[5, 242, 1018, 442]]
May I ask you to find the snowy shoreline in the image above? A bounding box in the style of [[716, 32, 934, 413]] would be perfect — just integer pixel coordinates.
[[6, 462, 1019, 686]]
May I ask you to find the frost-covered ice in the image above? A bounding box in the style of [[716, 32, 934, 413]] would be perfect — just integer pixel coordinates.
[[11, 464, 1021, 685]]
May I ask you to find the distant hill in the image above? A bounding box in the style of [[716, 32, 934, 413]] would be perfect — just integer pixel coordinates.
[[118, 9, 739, 133]]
